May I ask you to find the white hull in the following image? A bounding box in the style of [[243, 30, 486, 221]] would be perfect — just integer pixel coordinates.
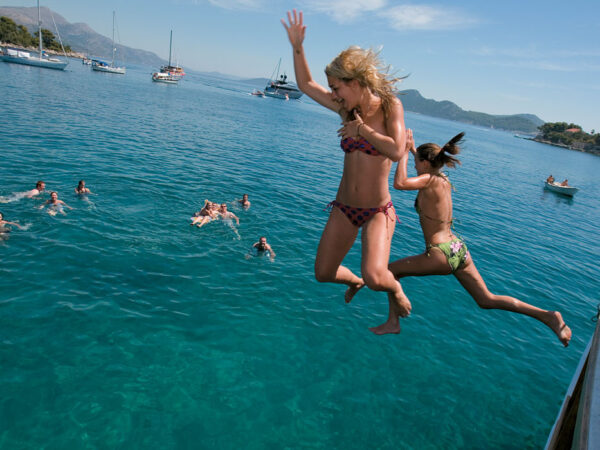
[[92, 64, 125, 74], [544, 182, 579, 196], [152, 72, 178, 84], [0, 52, 67, 70]]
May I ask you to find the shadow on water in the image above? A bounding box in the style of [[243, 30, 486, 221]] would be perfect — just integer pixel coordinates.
[[540, 188, 575, 205]]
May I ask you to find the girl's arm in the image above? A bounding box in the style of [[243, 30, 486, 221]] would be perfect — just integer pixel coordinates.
[[342, 102, 407, 161], [281, 10, 340, 112], [393, 129, 431, 190]]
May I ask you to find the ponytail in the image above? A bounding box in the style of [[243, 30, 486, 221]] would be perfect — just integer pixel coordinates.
[[416, 132, 464, 169]]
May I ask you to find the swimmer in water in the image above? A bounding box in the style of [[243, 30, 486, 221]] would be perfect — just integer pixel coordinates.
[[24, 181, 46, 198], [238, 194, 251, 209], [248, 236, 275, 260], [0, 211, 24, 238], [39, 191, 72, 215], [378, 129, 571, 346], [219, 203, 239, 225], [1, 181, 46, 203], [75, 180, 92, 195]]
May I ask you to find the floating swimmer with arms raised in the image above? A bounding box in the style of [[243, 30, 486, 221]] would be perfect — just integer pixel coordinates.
[[378, 129, 571, 346], [281, 10, 411, 326]]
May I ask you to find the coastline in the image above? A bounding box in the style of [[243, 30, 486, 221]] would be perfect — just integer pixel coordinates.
[[0, 40, 84, 60], [523, 136, 600, 157]]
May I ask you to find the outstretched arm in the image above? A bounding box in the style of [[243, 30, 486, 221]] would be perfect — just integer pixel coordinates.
[[3, 220, 23, 229], [281, 10, 340, 112], [393, 129, 431, 190]]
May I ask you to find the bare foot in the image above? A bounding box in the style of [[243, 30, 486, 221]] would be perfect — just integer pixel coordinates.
[[390, 282, 411, 317], [547, 311, 572, 347], [344, 279, 365, 303], [369, 321, 401, 335]]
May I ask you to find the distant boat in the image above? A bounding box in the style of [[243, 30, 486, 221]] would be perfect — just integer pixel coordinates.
[[82, 56, 92, 65], [264, 58, 302, 99], [92, 11, 125, 75], [250, 89, 265, 97], [152, 30, 184, 84], [544, 181, 579, 197], [0, 0, 68, 70]]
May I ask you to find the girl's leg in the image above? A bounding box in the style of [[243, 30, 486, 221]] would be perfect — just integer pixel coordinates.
[[314, 208, 363, 300], [361, 211, 411, 334], [371, 248, 454, 335], [454, 260, 571, 346]]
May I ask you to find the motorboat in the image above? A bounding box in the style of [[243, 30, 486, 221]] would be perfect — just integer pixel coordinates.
[[544, 181, 579, 197], [264, 58, 302, 99]]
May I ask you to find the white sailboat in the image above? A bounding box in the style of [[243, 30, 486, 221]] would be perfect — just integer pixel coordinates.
[[152, 30, 184, 84], [92, 11, 125, 74], [0, 0, 68, 70]]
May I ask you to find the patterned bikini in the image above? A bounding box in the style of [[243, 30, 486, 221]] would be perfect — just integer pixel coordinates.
[[414, 185, 470, 272], [327, 137, 399, 228]]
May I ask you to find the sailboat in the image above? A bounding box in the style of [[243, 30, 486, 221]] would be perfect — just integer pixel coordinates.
[[0, 0, 68, 70], [92, 11, 125, 74], [152, 30, 185, 84], [264, 58, 302, 99]]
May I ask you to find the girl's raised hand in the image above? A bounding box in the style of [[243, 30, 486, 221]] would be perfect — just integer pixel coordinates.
[[405, 128, 416, 154], [281, 9, 306, 50]]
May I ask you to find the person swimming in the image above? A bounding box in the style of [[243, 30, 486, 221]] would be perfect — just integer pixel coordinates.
[[219, 204, 239, 225], [247, 236, 276, 261], [238, 194, 251, 209], [0, 211, 24, 239], [0, 181, 45, 203], [75, 180, 92, 195], [39, 191, 73, 216], [375, 129, 571, 347]]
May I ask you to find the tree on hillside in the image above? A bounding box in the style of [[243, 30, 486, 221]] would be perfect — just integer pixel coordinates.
[[0, 16, 34, 47]]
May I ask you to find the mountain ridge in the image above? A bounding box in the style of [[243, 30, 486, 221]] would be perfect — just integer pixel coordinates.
[[0, 6, 165, 66]]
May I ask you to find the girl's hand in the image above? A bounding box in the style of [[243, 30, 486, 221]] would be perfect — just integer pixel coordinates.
[[281, 9, 306, 50], [406, 128, 416, 154], [337, 110, 364, 139]]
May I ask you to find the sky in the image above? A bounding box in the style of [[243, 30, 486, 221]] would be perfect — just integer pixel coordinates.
[[5, 0, 600, 132]]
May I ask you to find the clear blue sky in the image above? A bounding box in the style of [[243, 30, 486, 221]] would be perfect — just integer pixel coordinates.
[[8, 0, 600, 132]]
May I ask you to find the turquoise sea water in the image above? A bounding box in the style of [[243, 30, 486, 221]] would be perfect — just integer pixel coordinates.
[[1, 59, 599, 449]]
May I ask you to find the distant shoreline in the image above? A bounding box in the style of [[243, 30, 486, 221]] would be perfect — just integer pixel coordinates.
[[520, 136, 600, 156], [0, 40, 85, 59]]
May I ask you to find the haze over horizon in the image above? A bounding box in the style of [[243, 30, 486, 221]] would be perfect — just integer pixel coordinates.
[[5, 0, 599, 132]]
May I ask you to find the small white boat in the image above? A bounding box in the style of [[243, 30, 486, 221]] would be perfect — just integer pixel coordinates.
[[152, 71, 178, 84], [544, 181, 579, 197]]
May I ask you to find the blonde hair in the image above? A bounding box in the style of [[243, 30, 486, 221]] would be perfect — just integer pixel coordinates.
[[325, 46, 403, 118]]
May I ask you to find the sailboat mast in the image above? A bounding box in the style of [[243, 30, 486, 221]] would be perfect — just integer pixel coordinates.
[[111, 11, 116, 66], [276, 58, 281, 80], [168, 30, 173, 67], [37, 0, 42, 58]]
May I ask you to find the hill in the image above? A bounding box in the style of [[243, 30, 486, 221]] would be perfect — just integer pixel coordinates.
[[399, 89, 543, 133], [0, 6, 165, 66]]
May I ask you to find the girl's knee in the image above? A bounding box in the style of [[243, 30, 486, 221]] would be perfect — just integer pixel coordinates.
[[475, 294, 495, 309], [362, 270, 387, 291], [314, 265, 335, 283]]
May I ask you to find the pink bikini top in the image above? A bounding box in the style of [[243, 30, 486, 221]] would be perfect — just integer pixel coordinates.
[[340, 137, 381, 156]]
